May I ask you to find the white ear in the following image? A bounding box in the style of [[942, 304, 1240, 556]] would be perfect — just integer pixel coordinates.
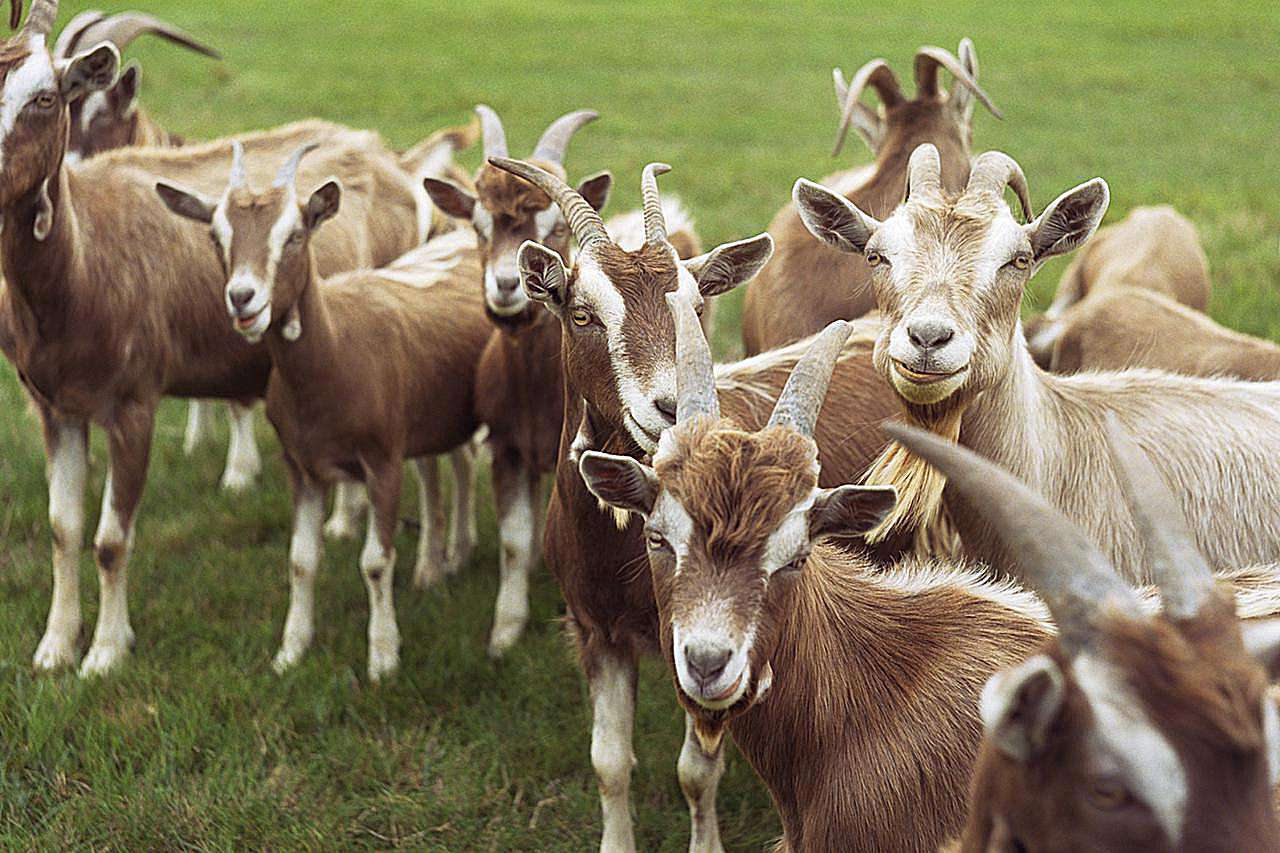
[[792, 178, 881, 254], [980, 654, 1065, 762], [1026, 178, 1109, 263], [282, 305, 302, 342]]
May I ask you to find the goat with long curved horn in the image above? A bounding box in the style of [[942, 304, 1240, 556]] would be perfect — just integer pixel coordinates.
[[487, 156, 609, 249], [20, 0, 56, 36], [640, 162, 670, 245], [273, 143, 319, 190], [831, 58, 904, 157], [474, 104, 508, 160], [913, 45, 1002, 119], [767, 320, 853, 437], [666, 291, 719, 423], [963, 150, 1033, 222], [53, 10, 220, 60], [885, 422, 1140, 653], [1104, 416, 1215, 620], [531, 109, 598, 165]]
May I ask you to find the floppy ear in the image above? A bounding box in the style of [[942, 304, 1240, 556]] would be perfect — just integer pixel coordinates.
[[517, 240, 568, 311], [683, 233, 774, 298], [155, 182, 216, 224], [1242, 619, 1280, 680], [422, 177, 476, 220], [809, 484, 897, 540], [979, 655, 1066, 762], [1026, 178, 1109, 263], [793, 178, 881, 254], [303, 180, 341, 230], [579, 451, 658, 517], [59, 43, 120, 101], [113, 63, 141, 114], [576, 171, 613, 213]]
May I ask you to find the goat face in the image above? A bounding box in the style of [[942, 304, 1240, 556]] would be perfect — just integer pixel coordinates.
[[64, 63, 138, 164]]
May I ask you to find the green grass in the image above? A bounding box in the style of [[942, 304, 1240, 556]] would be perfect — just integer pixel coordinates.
[[2, 0, 1279, 848]]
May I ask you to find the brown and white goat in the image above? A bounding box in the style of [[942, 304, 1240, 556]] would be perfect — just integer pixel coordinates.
[[1024, 205, 1211, 366], [491, 157, 904, 851], [889, 424, 1280, 852], [157, 146, 491, 680], [793, 145, 1280, 580], [740, 40, 1001, 355]]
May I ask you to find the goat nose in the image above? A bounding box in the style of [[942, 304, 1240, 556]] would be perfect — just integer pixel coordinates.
[[907, 319, 955, 350], [495, 275, 521, 294], [654, 396, 677, 425], [229, 287, 255, 310], [684, 644, 732, 685]]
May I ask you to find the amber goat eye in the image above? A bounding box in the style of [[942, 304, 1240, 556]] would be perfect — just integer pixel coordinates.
[[866, 250, 885, 267], [1088, 780, 1132, 810], [34, 92, 57, 110], [572, 308, 593, 327], [646, 532, 668, 551], [1009, 254, 1031, 271]]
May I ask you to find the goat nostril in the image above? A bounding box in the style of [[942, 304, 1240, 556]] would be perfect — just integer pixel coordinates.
[[229, 288, 255, 310], [684, 645, 732, 684], [496, 276, 521, 294], [654, 396, 677, 424], [907, 320, 955, 350]]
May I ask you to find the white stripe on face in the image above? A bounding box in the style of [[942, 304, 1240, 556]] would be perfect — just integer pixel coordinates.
[[534, 205, 561, 240], [0, 37, 56, 167], [759, 489, 818, 575]]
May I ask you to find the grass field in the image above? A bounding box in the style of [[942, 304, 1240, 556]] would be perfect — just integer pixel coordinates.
[[1, 0, 1279, 848]]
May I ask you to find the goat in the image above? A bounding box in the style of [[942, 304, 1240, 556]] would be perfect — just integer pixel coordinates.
[[156, 145, 491, 680], [792, 145, 1280, 581], [891, 423, 1280, 852], [489, 156, 903, 851], [1024, 204, 1211, 366], [740, 40, 1001, 355]]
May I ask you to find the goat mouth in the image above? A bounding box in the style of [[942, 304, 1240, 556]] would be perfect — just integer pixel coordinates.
[[624, 413, 662, 453], [891, 360, 965, 384], [234, 307, 265, 330], [688, 669, 747, 711]]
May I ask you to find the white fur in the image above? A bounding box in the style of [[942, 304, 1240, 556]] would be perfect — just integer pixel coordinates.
[[411, 457, 447, 588], [760, 490, 817, 575], [275, 486, 324, 673], [591, 655, 638, 853], [0, 37, 55, 166], [678, 712, 726, 853], [220, 402, 261, 492], [81, 471, 136, 676], [671, 607, 753, 711], [359, 506, 399, 682], [33, 423, 87, 670], [490, 466, 534, 657], [79, 89, 108, 135]]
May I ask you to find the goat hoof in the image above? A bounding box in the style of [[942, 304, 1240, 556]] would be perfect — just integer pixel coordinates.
[[79, 640, 130, 677], [33, 631, 78, 671], [220, 469, 257, 493], [487, 619, 527, 659], [368, 650, 400, 683]]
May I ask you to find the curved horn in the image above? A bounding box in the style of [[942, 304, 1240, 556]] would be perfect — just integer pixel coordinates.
[[54, 10, 220, 60], [274, 143, 319, 189], [905, 143, 943, 204], [1105, 416, 1214, 621], [640, 162, 671, 245], [531, 109, 598, 165], [21, 0, 56, 36], [964, 150, 1033, 222], [487, 156, 609, 249], [8, 0, 20, 30], [228, 140, 247, 189], [885, 422, 1140, 654], [474, 104, 508, 160], [766, 320, 853, 438], [913, 45, 1002, 119], [666, 291, 719, 423], [832, 58, 904, 157]]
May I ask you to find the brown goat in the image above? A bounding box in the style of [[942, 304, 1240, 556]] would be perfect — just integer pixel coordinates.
[[890, 424, 1280, 852], [740, 40, 1001, 355], [1024, 205, 1211, 366], [157, 146, 491, 680]]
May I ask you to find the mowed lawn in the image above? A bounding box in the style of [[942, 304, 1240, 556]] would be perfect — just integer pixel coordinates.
[[1, 0, 1278, 848]]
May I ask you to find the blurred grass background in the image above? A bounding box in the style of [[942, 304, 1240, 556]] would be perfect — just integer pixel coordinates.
[[1, 0, 1278, 848]]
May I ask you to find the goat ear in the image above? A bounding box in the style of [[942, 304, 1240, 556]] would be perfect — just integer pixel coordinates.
[[517, 240, 568, 311], [683, 233, 774, 298], [113, 63, 141, 114], [59, 43, 119, 101], [578, 450, 658, 517], [980, 654, 1065, 762], [1026, 179, 1109, 263], [793, 178, 880, 254], [1242, 619, 1280, 680], [304, 180, 341, 231], [809, 484, 897, 540], [422, 177, 475, 221], [155, 181, 216, 224], [576, 171, 613, 213]]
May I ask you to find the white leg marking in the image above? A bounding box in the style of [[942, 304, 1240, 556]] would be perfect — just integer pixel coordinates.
[[34, 424, 87, 671], [182, 400, 215, 456], [220, 402, 261, 492], [361, 507, 400, 682], [444, 444, 477, 575], [411, 457, 448, 589], [591, 655, 638, 853], [678, 713, 726, 853], [274, 486, 325, 674], [488, 466, 534, 658], [324, 481, 368, 540], [81, 471, 137, 676]]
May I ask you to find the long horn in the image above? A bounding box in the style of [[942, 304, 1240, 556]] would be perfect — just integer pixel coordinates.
[[474, 104, 508, 160], [885, 422, 1140, 654], [487, 156, 609, 249], [228, 140, 247, 189], [905, 143, 943, 204], [531, 109, 598, 165], [666, 291, 719, 423], [8, 0, 20, 30], [1105, 416, 1214, 620], [832, 58, 904, 157], [766, 320, 853, 438], [54, 10, 220, 60], [273, 143, 318, 189], [964, 150, 1033, 222], [913, 45, 1002, 119], [21, 0, 56, 36], [640, 162, 671, 245]]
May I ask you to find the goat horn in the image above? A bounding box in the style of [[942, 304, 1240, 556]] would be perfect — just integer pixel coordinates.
[[964, 150, 1033, 222], [531, 109, 598, 165], [1104, 416, 1214, 621], [228, 140, 247, 189], [884, 422, 1140, 654], [274, 143, 319, 189], [905, 143, 943, 204], [666, 291, 719, 423], [487, 156, 609, 249], [7, 0, 20, 30], [766, 320, 852, 438], [832, 58, 904, 157], [641, 162, 671, 246], [21, 0, 56, 36], [54, 10, 220, 60], [913, 45, 1002, 119], [474, 104, 508, 160]]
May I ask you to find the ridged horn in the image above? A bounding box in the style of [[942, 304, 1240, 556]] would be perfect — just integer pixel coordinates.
[[905, 143, 943, 204], [913, 45, 1002, 119], [531, 109, 598, 165], [21, 0, 56, 36], [640, 162, 671, 245], [766, 320, 852, 438], [474, 104, 508, 160], [666, 291, 719, 423], [228, 140, 246, 189], [831, 58, 904, 157], [487, 156, 609, 249], [54, 10, 220, 60], [273, 143, 318, 189], [964, 150, 1033, 222]]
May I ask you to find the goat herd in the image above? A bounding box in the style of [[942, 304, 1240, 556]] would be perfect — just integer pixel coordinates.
[[2, 1, 1279, 850]]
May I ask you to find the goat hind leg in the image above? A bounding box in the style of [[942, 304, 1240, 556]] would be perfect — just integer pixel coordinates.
[[411, 457, 448, 589], [182, 400, 215, 456], [488, 451, 534, 658], [442, 443, 477, 575], [275, 478, 325, 673], [590, 649, 639, 853], [361, 462, 402, 681], [324, 480, 367, 540], [220, 401, 261, 493], [33, 413, 88, 671]]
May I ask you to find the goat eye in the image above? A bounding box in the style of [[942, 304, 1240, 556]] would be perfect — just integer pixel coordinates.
[[1087, 779, 1133, 810], [34, 91, 57, 110], [646, 531, 670, 551], [865, 249, 887, 267], [571, 307, 593, 327], [778, 551, 810, 575], [1006, 253, 1031, 271]]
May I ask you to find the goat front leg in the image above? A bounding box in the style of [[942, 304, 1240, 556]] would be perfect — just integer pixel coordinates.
[[442, 443, 477, 575], [679, 712, 726, 853], [488, 450, 535, 657], [411, 456, 448, 589], [182, 400, 215, 456], [33, 411, 88, 671], [220, 401, 261, 492], [324, 481, 368, 540], [81, 402, 155, 676], [590, 648, 639, 852], [361, 460, 402, 681], [274, 476, 325, 673]]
